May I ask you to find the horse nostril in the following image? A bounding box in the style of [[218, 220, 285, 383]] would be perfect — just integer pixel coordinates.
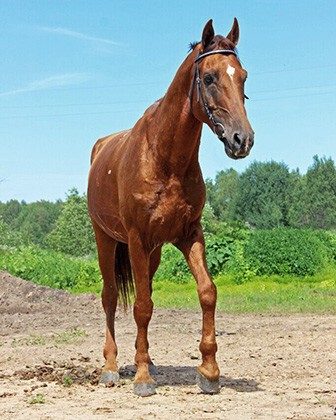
[[234, 133, 242, 146]]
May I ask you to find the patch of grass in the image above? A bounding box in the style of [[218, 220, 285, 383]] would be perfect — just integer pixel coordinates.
[[152, 268, 336, 313], [28, 394, 46, 404], [11, 328, 88, 348], [12, 335, 46, 347], [53, 327, 88, 345], [63, 376, 73, 386]]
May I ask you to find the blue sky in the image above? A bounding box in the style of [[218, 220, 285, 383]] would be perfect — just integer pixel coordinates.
[[1, 0, 336, 202]]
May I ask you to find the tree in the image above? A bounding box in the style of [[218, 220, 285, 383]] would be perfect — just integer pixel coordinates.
[[205, 168, 239, 222], [0, 199, 23, 227], [234, 161, 293, 229], [304, 156, 336, 229], [47, 188, 96, 256], [201, 202, 221, 236], [287, 169, 309, 228], [15, 200, 63, 246], [0, 219, 25, 248]]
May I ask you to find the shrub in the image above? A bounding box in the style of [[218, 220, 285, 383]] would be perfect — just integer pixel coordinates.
[[205, 234, 235, 276], [226, 231, 257, 284], [314, 230, 336, 261], [154, 244, 190, 283], [154, 223, 249, 282], [243, 228, 329, 276], [0, 245, 101, 291]]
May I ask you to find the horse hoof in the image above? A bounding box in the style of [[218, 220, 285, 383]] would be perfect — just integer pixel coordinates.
[[100, 370, 120, 384], [149, 363, 158, 375], [196, 371, 220, 394], [133, 382, 156, 397]]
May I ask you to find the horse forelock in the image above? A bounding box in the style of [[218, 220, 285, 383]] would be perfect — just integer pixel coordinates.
[[188, 35, 236, 54], [188, 41, 199, 51]]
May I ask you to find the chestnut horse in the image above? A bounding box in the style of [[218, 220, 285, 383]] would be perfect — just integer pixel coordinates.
[[88, 18, 254, 396]]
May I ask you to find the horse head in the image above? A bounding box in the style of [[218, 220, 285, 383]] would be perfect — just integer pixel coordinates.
[[190, 19, 254, 160]]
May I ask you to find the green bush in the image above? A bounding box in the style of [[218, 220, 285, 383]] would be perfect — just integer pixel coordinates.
[[0, 245, 101, 291], [154, 244, 190, 283], [154, 224, 248, 282], [205, 234, 235, 276], [243, 228, 330, 276], [0, 219, 27, 248], [226, 232, 257, 284], [313, 230, 336, 261]]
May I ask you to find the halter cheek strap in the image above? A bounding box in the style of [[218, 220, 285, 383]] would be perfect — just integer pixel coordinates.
[[190, 49, 237, 141]]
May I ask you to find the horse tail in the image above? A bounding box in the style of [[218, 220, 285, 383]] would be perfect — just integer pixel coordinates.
[[115, 242, 134, 310]]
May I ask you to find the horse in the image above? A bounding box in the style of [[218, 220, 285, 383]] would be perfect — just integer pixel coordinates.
[[87, 18, 254, 397]]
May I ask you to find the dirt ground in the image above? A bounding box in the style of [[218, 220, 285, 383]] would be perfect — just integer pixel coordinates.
[[0, 270, 335, 419]]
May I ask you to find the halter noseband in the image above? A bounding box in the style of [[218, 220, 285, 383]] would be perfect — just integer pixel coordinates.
[[190, 49, 237, 142]]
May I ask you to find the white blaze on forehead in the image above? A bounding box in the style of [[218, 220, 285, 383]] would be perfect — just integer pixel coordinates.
[[226, 64, 235, 79]]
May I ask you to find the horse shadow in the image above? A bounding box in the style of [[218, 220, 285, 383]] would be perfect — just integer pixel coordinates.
[[119, 364, 263, 392]]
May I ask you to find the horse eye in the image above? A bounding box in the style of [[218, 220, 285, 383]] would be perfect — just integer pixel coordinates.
[[204, 74, 214, 86]]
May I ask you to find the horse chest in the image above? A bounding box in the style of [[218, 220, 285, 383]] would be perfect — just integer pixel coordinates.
[[132, 180, 202, 241], [152, 195, 193, 224]]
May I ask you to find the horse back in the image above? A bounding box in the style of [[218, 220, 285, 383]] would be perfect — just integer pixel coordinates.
[[90, 130, 130, 165]]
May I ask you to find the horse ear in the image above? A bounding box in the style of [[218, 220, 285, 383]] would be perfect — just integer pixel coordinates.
[[201, 19, 215, 50], [226, 17, 239, 46]]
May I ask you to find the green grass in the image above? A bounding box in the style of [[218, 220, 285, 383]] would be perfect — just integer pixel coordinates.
[[10, 328, 88, 348], [152, 269, 336, 313], [28, 395, 46, 404], [63, 376, 73, 386], [53, 327, 88, 345], [12, 335, 46, 347]]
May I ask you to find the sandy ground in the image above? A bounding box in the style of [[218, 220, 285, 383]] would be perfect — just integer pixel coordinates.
[[0, 270, 335, 419]]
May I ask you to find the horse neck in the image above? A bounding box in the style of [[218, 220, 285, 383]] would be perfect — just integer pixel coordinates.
[[148, 49, 203, 175]]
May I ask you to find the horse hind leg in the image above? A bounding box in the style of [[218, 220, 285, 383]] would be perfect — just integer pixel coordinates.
[[91, 220, 119, 384], [134, 246, 162, 377]]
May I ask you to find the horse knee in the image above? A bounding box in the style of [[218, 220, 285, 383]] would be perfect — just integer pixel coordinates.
[[198, 282, 217, 310]]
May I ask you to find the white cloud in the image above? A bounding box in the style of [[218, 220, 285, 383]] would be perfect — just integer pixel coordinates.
[[40, 26, 122, 46], [0, 73, 89, 96]]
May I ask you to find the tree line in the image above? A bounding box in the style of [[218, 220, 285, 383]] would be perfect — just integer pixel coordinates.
[[0, 155, 335, 257], [206, 155, 336, 230]]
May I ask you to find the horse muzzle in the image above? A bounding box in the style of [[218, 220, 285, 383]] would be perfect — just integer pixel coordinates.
[[221, 131, 254, 160]]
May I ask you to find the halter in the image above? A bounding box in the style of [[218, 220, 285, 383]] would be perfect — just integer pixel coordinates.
[[190, 49, 237, 142]]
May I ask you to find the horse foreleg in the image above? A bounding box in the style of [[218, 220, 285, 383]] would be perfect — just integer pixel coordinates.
[[129, 231, 156, 396], [149, 245, 162, 293], [92, 220, 119, 384], [177, 225, 220, 394]]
